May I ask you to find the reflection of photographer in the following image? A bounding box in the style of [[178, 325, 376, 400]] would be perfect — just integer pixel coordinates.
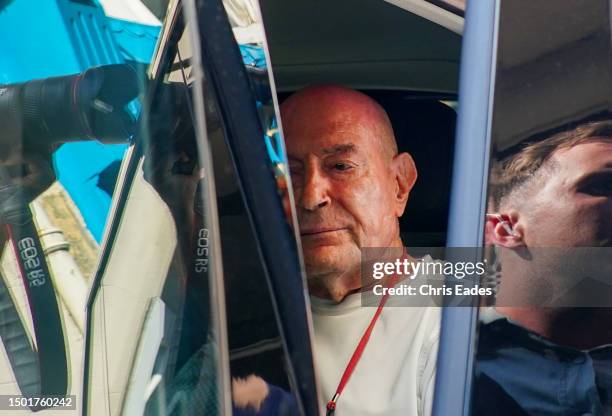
[[0, 64, 138, 402], [0, 145, 55, 251], [474, 121, 612, 415]]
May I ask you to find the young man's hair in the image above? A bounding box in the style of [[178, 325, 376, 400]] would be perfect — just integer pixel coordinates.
[[490, 120, 612, 209]]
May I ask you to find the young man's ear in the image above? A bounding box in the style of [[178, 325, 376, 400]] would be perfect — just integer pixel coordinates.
[[485, 212, 524, 248], [392, 152, 417, 217]]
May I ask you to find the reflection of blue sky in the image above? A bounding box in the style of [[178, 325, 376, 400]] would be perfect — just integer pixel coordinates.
[[265, 117, 286, 165], [240, 44, 267, 68], [240, 44, 287, 166], [54, 142, 128, 241]]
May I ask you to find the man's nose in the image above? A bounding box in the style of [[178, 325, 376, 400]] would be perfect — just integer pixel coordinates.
[[299, 166, 330, 211]]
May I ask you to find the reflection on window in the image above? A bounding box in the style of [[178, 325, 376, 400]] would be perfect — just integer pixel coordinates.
[[0, 0, 160, 412], [0, 41, 137, 416], [472, 1, 612, 415]]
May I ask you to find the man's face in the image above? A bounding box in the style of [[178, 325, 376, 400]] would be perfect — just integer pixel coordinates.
[[494, 139, 612, 308], [519, 140, 612, 248], [282, 99, 404, 279]]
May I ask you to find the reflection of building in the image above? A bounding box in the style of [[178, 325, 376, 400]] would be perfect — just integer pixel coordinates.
[[0, 182, 96, 415], [38, 182, 100, 281]]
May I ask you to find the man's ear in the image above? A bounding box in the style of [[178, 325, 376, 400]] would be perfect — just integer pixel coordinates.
[[391, 152, 417, 217], [485, 212, 524, 248]]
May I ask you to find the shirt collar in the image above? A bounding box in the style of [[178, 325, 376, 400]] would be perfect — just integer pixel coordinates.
[[479, 307, 612, 355]]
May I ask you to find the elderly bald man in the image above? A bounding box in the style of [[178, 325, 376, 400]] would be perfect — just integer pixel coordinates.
[[281, 86, 440, 416]]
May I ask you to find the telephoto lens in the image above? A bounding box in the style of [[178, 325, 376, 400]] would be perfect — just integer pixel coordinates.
[[0, 64, 140, 153]]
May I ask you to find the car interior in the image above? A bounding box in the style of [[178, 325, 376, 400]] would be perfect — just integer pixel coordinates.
[[264, 0, 461, 246], [77, 0, 466, 412], [222, 0, 463, 395]]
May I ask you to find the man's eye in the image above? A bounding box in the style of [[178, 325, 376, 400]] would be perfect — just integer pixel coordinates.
[[333, 162, 353, 171]]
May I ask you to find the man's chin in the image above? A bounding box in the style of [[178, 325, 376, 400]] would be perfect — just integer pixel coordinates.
[[302, 242, 343, 258], [302, 244, 358, 274]]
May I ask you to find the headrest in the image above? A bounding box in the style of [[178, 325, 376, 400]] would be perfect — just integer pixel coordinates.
[[364, 92, 456, 241]]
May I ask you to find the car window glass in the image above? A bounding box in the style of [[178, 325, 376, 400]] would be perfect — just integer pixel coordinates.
[[0, 1, 151, 411], [216, 0, 311, 408], [470, 1, 612, 415], [85, 11, 229, 415], [86, 0, 315, 412]]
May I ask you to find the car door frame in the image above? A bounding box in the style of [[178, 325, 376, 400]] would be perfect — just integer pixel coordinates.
[[432, 1, 500, 415]]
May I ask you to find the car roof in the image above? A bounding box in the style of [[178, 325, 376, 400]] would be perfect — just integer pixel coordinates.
[[260, 0, 462, 93]]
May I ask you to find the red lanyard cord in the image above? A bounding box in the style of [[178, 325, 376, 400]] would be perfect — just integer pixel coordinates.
[[326, 270, 402, 416]]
